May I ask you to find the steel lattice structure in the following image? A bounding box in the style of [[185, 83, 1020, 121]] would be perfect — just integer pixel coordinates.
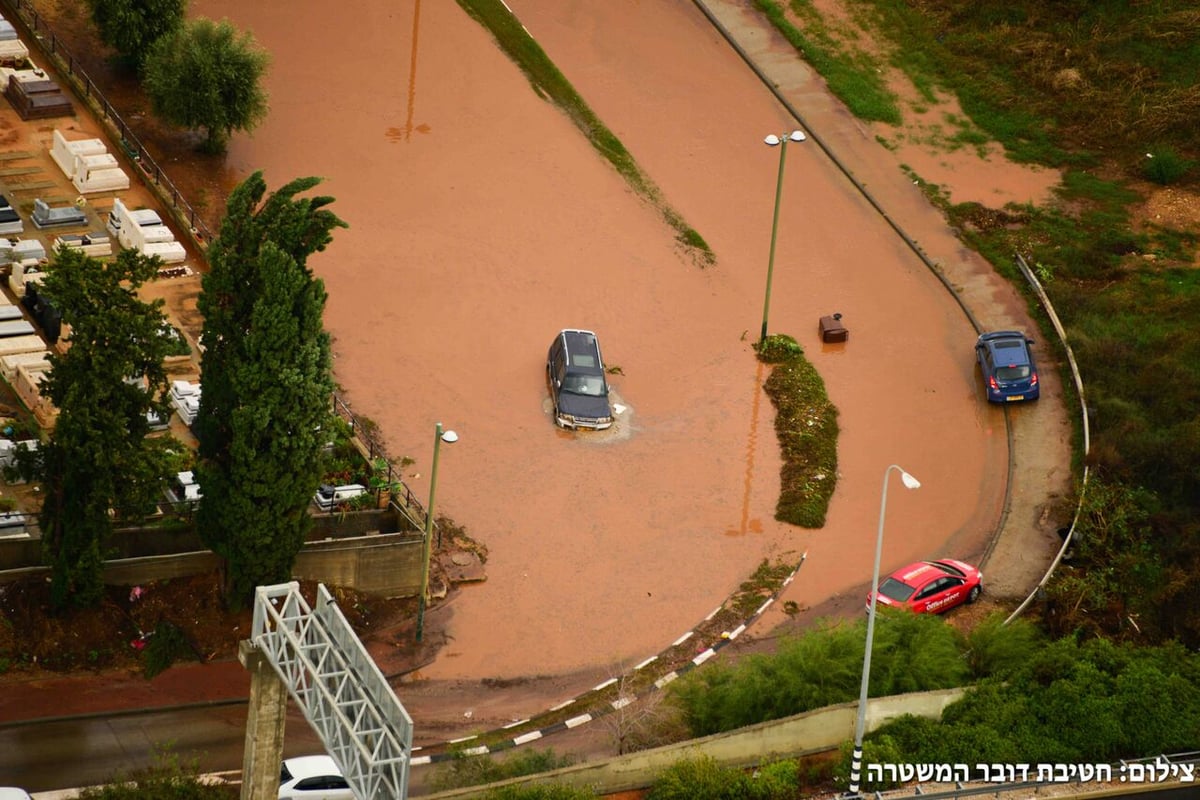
[[252, 582, 413, 800]]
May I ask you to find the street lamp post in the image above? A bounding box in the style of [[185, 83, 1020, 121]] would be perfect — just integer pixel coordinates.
[[760, 129, 806, 344], [848, 464, 921, 796], [415, 422, 458, 643]]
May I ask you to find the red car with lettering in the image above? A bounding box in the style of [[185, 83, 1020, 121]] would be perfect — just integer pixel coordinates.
[[867, 559, 982, 614]]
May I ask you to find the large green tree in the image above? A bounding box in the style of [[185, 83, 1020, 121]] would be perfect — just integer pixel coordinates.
[[141, 18, 269, 153], [195, 172, 345, 607], [39, 248, 185, 610], [85, 0, 187, 69]]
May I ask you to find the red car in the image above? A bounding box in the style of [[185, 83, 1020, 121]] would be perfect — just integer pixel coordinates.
[[867, 559, 983, 614]]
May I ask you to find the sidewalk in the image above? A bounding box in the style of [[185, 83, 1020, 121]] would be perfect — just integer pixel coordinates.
[[0, 658, 250, 725], [0, 615, 436, 726]]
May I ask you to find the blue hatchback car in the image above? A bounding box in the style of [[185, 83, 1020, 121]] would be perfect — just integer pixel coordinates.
[[975, 331, 1039, 402]]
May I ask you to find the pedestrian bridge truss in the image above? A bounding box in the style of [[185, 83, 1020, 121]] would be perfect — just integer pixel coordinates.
[[252, 582, 413, 799]]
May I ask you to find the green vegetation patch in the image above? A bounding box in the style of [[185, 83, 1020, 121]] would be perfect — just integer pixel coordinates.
[[756, 0, 902, 125], [849, 637, 1200, 791], [668, 609, 984, 737], [454, 0, 714, 267], [79, 748, 235, 799], [432, 748, 578, 793], [756, 334, 838, 527]]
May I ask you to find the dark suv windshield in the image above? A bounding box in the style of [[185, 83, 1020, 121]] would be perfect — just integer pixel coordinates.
[[563, 373, 606, 396]]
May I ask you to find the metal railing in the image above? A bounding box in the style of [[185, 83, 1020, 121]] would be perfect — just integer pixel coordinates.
[[1003, 254, 1092, 625], [331, 393, 428, 533], [0, 0, 215, 243]]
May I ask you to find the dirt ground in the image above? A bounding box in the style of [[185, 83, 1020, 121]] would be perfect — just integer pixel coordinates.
[[5, 0, 1197, 771]]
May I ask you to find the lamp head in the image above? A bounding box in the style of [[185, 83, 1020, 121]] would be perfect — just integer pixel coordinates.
[[442, 430, 459, 444], [764, 134, 782, 146], [900, 470, 921, 490], [787, 130, 807, 142]]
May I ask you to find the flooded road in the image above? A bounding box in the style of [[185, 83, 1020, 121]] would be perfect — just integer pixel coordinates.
[[184, 0, 1011, 683]]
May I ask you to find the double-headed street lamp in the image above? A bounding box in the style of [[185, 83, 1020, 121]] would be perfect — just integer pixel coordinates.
[[415, 422, 458, 643], [760, 129, 806, 344], [848, 464, 922, 796]]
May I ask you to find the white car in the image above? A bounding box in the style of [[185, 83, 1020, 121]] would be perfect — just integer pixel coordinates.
[[0, 789, 33, 800], [279, 755, 353, 799]]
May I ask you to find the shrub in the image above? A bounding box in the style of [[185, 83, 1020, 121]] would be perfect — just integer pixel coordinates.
[[1142, 147, 1194, 185], [433, 748, 576, 792], [962, 612, 1044, 678], [79, 749, 234, 798], [645, 756, 747, 800], [142, 620, 198, 679]]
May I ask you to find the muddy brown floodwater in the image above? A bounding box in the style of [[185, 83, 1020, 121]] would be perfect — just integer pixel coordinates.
[[182, 0, 1068, 728]]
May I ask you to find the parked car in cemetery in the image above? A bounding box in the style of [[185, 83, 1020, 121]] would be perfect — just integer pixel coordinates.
[[546, 328, 614, 430], [975, 330, 1039, 403], [166, 470, 201, 505], [0, 510, 27, 538], [867, 558, 983, 614], [312, 483, 367, 511]]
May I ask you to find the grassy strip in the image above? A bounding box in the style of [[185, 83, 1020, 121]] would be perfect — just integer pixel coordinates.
[[756, 334, 839, 528], [755, 0, 901, 125], [454, 0, 715, 267]]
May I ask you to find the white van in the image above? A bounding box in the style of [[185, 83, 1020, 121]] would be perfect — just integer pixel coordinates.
[[312, 483, 367, 512]]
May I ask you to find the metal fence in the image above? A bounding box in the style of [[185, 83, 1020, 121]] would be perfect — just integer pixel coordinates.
[[331, 393, 428, 534], [0, 0, 215, 243]]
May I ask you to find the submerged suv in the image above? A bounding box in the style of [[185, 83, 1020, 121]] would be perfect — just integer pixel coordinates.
[[546, 329, 614, 430], [975, 330, 1039, 403]]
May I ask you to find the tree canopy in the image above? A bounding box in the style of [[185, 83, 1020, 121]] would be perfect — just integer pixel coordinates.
[[142, 18, 269, 153], [85, 0, 187, 69], [38, 248, 186, 610], [195, 171, 346, 607]]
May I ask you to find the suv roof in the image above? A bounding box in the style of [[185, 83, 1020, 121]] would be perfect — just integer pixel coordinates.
[[561, 328, 603, 362]]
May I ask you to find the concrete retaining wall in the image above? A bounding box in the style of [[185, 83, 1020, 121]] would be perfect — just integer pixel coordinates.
[[0, 509, 425, 597]]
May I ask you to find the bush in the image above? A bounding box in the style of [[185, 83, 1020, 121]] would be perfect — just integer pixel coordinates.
[[433, 748, 576, 792], [79, 749, 234, 799], [646, 756, 802, 800], [142, 620, 198, 679], [1142, 147, 1194, 185], [962, 612, 1044, 678], [745, 759, 802, 800], [645, 756, 750, 800]]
